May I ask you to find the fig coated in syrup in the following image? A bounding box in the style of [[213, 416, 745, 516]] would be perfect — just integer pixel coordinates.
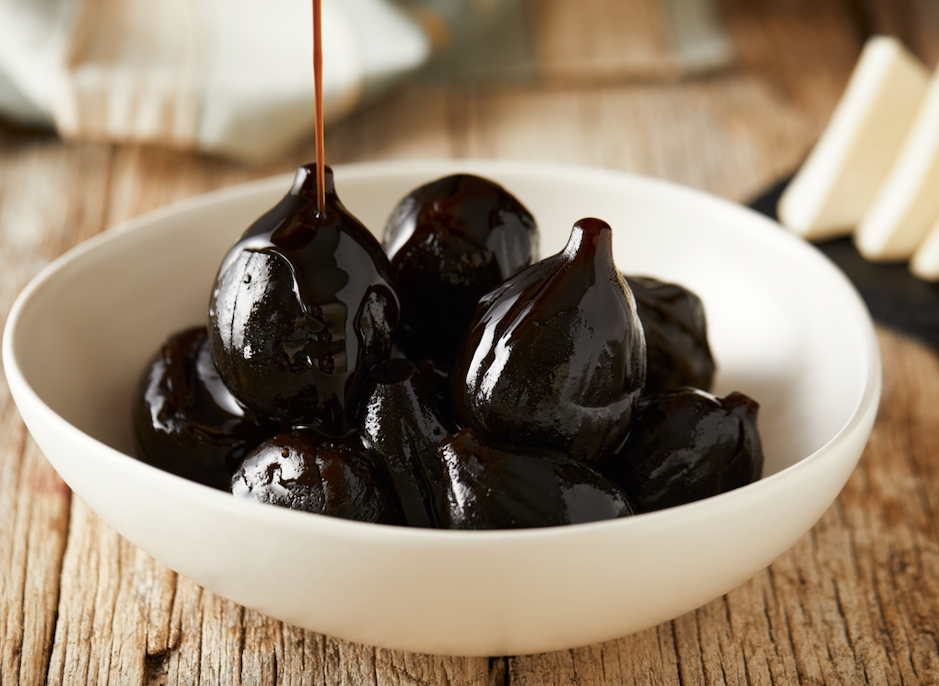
[[596, 388, 763, 513], [132, 327, 269, 491], [383, 174, 538, 366], [359, 358, 456, 527], [626, 275, 715, 394], [231, 431, 400, 524], [438, 428, 635, 529], [208, 164, 400, 436], [451, 218, 646, 463]]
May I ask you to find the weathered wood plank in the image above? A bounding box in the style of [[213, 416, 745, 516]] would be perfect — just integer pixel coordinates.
[[160, 576, 205, 686], [374, 649, 493, 686]]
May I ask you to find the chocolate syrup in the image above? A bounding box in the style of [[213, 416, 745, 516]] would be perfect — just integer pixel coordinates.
[[313, 0, 325, 215]]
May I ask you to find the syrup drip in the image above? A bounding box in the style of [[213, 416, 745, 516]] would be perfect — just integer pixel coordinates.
[[312, 0, 326, 216]]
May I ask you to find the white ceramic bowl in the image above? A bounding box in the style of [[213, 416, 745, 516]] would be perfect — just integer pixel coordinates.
[[3, 160, 880, 656]]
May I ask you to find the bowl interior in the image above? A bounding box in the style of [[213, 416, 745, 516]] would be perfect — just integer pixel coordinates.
[[12, 161, 872, 478]]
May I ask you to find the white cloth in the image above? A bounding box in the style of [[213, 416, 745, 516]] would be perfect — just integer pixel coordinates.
[[0, 0, 431, 161]]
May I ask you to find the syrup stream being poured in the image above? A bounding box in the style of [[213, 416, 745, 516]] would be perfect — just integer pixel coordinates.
[[312, 0, 325, 216]]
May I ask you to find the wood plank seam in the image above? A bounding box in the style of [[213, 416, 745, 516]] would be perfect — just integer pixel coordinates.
[[488, 656, 507, 686]]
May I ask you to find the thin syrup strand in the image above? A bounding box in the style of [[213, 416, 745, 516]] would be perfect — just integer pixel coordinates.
[[313, 0, 325, 217]]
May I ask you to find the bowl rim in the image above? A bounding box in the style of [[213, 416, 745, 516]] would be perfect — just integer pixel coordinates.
[[1, 158, 883, 544]]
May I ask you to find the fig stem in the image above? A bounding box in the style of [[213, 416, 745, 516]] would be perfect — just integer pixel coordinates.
[[563, 218, 614, 268], [312, 0, 326, 217]]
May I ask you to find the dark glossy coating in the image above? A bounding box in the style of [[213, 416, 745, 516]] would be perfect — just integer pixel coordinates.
[[438, 428, 635, 529], [451, 218, 646, 463], [231, 431, 400, 523], [596, 388, 763, 513], [359, 358, 456, 527], [383, 174, 538, 366], [389, 340, 454, 416], [132, 327, 270, 490], [208, 164, 400, 435], [626, 275, 715, 394], [414, 358, 455, 420]]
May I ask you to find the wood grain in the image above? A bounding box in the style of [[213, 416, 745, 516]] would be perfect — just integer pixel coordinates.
[[532, 0, 677, 82], [2, 0, 939, 683]]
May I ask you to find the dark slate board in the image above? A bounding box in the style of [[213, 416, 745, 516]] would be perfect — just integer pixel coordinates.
[[747, 176, 939, 347]]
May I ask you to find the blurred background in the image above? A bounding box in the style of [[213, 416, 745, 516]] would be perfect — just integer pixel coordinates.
[[2, 0, 936, 202], [4, 0, 741, 159]]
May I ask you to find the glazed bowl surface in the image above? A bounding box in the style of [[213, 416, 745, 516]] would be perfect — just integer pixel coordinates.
[[2, 159, 881, 656]]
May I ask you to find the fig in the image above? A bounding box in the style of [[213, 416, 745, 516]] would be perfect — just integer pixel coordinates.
[[451, 218, 646, 463], [231, 431, 400, 523], [626, 275, 715, 394], [438, 428, 635, 529], [208, 164, 400, 435], [596, 388, 763, 512], [383, 174, 538, 365], [132, 327, 270, 490], [359, 358, 456, 527]]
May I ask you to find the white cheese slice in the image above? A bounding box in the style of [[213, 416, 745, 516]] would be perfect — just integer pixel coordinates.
[[909, 215, 939, 280], [855, 64, 939, 261], [777, 36, 929, 240]]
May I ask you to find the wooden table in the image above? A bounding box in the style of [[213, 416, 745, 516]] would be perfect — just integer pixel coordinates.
[[2, 0, 939, 683]]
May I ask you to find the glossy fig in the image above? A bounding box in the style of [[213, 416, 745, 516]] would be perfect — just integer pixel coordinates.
[[626, 275, 715, 394], [132, 327, 270, 490], [451, 218, 646, 463], [383, 174, 539, 365], [208, 164, 400, 436], [438, 428, 635, 529], [231, 431, 400, 523], [596, 388, 763, 512], [359, 358, 456, 527]]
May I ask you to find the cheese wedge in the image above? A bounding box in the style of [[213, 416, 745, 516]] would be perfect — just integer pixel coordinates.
[[777, 36, 929, 240], [909, 215, 939, 280], [855, 64, 939, 261]]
